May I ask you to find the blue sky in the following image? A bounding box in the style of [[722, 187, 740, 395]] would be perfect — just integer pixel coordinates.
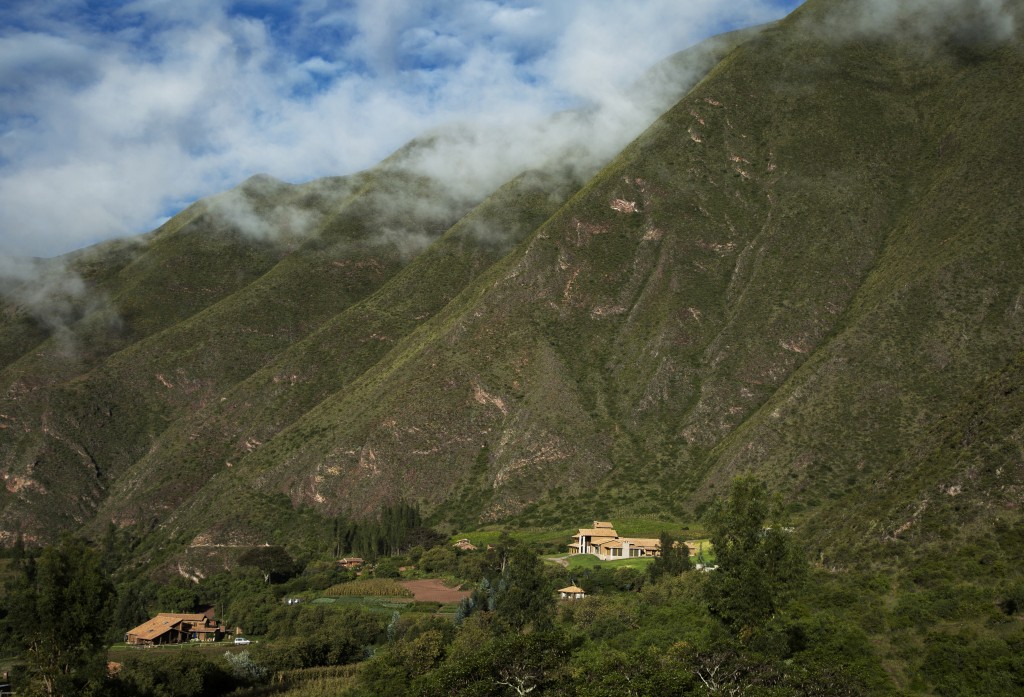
[[0, 0, 805, 257]]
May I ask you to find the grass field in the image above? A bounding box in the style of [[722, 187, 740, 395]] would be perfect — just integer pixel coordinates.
[[450, 527, 577, 549], [451, 518, 706, 551], [312, 596, 413, 614], [108, 641, 252, 661], [312, 594, 460, 618], [558, 554, 656, 571]]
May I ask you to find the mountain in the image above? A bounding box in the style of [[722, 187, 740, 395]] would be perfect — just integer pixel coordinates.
[[1, 0, 1022, 598]]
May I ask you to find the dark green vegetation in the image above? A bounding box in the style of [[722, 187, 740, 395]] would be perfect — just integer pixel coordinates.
[[0, 477, 1020, 695], [1, 0, 1024, 693], [0, 483, 839, 696], [2, 539, 114, 696]]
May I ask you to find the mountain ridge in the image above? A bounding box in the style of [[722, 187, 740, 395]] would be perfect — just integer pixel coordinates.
[[0, 0, 1021, 590]]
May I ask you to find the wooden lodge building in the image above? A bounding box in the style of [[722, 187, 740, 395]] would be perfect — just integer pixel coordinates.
[[126, 612, 227, 646]]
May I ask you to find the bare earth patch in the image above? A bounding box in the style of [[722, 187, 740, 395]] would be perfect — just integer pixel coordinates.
[[399, 579, 471, 603]]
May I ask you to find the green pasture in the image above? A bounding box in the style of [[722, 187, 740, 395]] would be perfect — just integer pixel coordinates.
[[311, 595, 456, 616], [557, 554, 656, 571], [108, 641, 252, 661], [451, 518, 705, 552]]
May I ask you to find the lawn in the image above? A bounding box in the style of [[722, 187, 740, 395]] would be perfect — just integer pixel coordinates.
[[450, 527, 578, 550], [558, 554, 656, 571], [108, 641, 252, 661], [688, 539, 715, 564], [451, 519, 706, 552], [311, 595, 461, 617]]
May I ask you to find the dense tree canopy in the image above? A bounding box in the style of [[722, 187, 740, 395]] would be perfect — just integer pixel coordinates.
[[6, 538, 115, 697], [648, 530, 692, 582], [702, 477, 806, 637]]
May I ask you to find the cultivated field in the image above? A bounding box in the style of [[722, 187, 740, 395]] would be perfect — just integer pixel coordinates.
[[399, 578, 471, 603]]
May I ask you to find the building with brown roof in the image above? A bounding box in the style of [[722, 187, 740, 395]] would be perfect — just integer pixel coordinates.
[[567, 522, 621, 556], [126, 613, 226, 646], [557, 585, 587, 600], [568, 522, 663, 560]]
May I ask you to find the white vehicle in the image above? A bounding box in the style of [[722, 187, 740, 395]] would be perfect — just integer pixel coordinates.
[[234, 637, 251, 645]]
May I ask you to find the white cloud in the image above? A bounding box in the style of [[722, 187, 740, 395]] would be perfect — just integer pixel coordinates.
[[0, 253, 121, 353], [815, 0, 1019, 43], [0, 0, 804, 257]]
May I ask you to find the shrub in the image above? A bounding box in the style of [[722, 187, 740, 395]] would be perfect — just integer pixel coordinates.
[[419, 547, 457, 574], [116, 651, 236, 697]]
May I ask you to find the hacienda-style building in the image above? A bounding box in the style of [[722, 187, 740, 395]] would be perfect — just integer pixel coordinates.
[[568, 521, 662, 560], [568, 521, 705, 560], [126, 612, 227, 646]]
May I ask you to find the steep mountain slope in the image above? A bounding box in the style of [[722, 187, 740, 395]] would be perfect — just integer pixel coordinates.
[[0, 0, 1021, 593], [95, 167, 580, 534], [196, 1, 1024, 551], [0, 26, 746, 544], [0, 164, 477, 538]]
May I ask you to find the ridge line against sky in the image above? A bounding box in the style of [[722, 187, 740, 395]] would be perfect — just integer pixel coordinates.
[[0, 0, 803, 258]]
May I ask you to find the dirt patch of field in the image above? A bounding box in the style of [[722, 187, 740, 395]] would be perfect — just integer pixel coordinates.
[[399, 579, 470, 603]]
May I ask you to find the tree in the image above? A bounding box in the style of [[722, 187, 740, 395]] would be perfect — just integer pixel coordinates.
[[110, 581, 153, 643], [373, 557, 401, 578], [223, 651, 268, 683], [418, 546, 457, 574], [422, 623, 571, 696], [115, 650, 235, 697], [572, 645, 691, 697], [702, 477, 806, 638], [648, 531, 692, 582], [154, 581, 199, 613], [236, 545, 296, 583], [493, 546, 554, 633], [8, 538, 115, 697]]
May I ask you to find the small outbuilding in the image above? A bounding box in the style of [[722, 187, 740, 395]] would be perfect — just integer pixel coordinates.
[[558, 585, 587, 600]]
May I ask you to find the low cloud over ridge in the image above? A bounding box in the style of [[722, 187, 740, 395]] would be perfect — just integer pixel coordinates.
[[0, 0, 802, 258]]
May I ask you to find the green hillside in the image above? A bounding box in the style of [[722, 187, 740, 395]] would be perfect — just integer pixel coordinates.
[[3, 0, 1024, 692], [0, 19, 743, 547], [202, 0, 1024, 556], [0, 0, 1020, 662]]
